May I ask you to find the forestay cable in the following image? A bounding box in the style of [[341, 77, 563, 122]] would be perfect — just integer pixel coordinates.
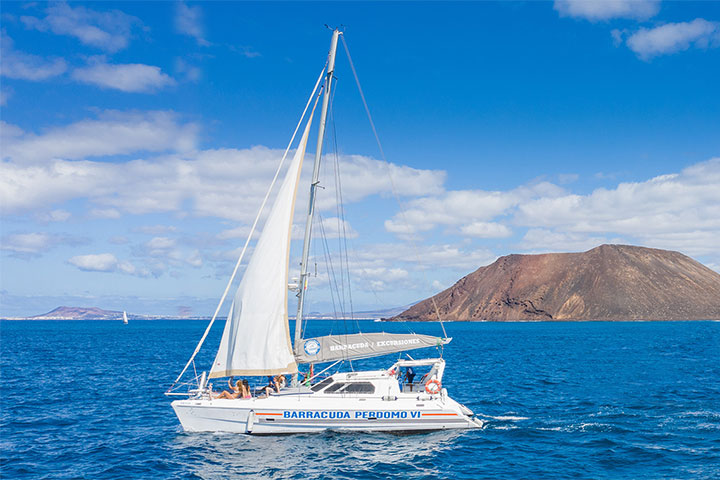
[[169, 65, 327, 390]]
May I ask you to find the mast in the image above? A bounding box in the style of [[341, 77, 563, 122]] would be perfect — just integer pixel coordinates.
[[293, 28, 341, 383]]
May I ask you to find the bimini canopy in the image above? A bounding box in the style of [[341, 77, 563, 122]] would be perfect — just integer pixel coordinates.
[[294, 332, 450, 364]]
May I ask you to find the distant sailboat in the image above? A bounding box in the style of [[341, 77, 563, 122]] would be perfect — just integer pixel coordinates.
[[122, 311, 128, 325]]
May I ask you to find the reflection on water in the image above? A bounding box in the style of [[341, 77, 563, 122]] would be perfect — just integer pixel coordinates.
[[176, 430, 466, 480]]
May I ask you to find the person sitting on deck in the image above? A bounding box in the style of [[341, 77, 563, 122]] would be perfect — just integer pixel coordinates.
[[404, 367, 416, 392], [241, 379, 251, 399], [275, 374, 286, 392], [214, 377, 242, 399], [260, 375, 276, 397]]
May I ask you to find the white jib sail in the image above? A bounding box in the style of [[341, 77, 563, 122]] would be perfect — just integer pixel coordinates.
[[209, 113, 314, 378]]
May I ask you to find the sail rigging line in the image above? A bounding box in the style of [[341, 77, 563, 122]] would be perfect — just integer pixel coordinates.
[[317, 211, 355, 365], [317, 212, 347, 322], [340, 35, 448, 339], [328, 92, 358, 333], [168, 65, 327, 391]]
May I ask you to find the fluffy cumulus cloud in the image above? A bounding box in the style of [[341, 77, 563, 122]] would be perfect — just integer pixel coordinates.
[[72, 58, 175, 93], [300, 241, 496, 297], [378, 157, 720, 267], [315, 217, 359, 240], [175, 1, 209, 46], [384, 182, 564, 236], [514, 158, 720, 255], [554, 0, 660, 21], [20, 2, 141, 52], [518, 229, 618, 253], [0, 33, 67, 80], [0, 111, 444, 226], [1, 232, 87, 257], [0, 110, 197, 166], [459, 221, 512, 238], [67, 253, 141, 275], [621, 19, 720, 59]]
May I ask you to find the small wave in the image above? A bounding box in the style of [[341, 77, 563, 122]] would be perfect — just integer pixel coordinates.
[[681, 410, 720, 419], [484, 415, 529, 421]]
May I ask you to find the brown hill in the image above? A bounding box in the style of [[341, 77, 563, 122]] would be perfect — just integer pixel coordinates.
[[392, 245, 720, 321]]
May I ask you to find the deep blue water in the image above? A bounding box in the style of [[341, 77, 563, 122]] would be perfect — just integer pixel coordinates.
[[1, 320, 719, 479]]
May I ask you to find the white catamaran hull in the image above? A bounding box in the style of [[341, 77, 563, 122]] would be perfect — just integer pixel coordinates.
[[172, 394, 482, 434]]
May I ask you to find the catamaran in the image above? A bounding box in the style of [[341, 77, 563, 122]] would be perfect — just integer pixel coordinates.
[[166, 29, 483, 434]]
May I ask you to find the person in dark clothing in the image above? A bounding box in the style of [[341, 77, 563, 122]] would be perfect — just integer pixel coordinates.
[[404, 367, 416, 391]]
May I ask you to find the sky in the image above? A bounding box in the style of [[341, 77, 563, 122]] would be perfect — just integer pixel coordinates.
[[1, 1, 719, 317]]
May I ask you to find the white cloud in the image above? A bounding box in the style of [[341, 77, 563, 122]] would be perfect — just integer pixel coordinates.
[[1, 107, 443, 219], [1, 232, 86, 257], [89, 208, 121, 219], [356, 267, 409, 291], [624, 19, 720, 59], [554, 0, 659, 21], [21, 2, 141, 52], [1, 142, 445, 230], [186, 250, 203, 267], [301, 241, 496, 296], [67, 252, 141, 274], [146, 236, 176, 250], [36, 209, 71, 222], [68, 253, 119, 271], [72, 59, 175, 93], [459, 221, 512, 238], [316, 217, 359, 240], [134, 225, 178, 235], [175, 1, 209, 46], [384, 182, 564, 236], [0, 88, 9, 106], [0, 33, 67, 80], [518, 229, 617, 253], [175, 57, 201, 82], [349, 243, 496, 272], [1, 110, 197, 165], [514, 158, 720, 256], [2, 233, 57, 254], [229, 45, 261, 58]]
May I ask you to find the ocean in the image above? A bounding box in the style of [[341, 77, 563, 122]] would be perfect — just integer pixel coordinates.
[[1, 320, 718, 479]]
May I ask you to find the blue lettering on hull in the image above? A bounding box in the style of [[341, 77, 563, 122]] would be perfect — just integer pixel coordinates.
[[283, 410, 421, 420]]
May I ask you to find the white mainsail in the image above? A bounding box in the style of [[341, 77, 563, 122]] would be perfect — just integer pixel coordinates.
[[209, 111, 314, 378], [123, 311, 128, 324]]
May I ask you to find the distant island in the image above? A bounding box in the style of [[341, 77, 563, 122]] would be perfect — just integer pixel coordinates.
[[391, 244, 720, 321], [21, 306, 166, 320], [8, 305, 408, 321]]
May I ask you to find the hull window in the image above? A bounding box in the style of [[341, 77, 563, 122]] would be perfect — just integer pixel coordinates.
[[341, 382, 375, 394]]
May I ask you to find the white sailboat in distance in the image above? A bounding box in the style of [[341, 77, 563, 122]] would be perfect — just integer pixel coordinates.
[[122, 311, 128, 325], [166, 29, 483, 434]]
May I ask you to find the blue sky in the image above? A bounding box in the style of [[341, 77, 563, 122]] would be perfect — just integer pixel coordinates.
[[1, 1, 719, 317]]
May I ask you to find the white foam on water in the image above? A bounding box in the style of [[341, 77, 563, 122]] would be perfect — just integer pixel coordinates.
[[484, 415, 529, 421]]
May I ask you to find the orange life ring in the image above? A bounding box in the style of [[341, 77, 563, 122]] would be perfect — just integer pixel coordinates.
[[425, 379, 441, 395]]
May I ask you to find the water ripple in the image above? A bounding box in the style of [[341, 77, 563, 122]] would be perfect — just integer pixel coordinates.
[[1, 320, 719, 479]]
